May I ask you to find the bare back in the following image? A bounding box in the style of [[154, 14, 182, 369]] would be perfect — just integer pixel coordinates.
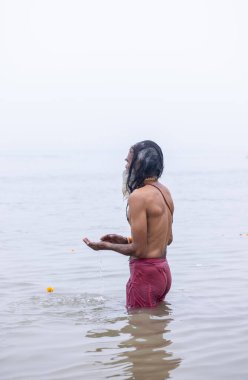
[[128, 181, 174, 259]]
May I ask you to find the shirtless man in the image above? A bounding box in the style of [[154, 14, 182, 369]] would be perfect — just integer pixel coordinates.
[[83, 140, 174, 308]]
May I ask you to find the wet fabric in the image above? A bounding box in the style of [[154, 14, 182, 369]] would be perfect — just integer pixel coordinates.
[[126, 258, 172, 309]]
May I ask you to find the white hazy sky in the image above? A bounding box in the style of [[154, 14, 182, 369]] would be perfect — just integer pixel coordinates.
[[1, 0, 248, 154]]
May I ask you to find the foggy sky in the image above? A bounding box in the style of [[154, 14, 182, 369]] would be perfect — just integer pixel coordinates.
[[1, 0, 248, 154]]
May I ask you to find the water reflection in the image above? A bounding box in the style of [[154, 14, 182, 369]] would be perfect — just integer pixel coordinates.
[[86, 302, 181, 380]]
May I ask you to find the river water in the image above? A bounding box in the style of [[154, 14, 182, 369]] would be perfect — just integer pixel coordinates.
[[1, 148, 248, 379]]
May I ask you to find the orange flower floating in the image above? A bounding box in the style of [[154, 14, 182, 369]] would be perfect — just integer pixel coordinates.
[[46, 286, 54, 292]]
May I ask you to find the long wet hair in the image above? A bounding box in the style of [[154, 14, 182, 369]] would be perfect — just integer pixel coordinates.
[[127, 140, 164, 194]]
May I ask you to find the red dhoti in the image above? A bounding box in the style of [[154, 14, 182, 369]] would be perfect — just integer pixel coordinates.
[[126, 258, 172, 309]]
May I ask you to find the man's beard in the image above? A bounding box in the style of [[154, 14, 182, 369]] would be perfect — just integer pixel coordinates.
[[122, 169, 129, 199], [122, 168, 136, 199]]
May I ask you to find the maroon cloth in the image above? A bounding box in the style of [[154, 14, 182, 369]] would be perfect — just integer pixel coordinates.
[[126, 257, 172, 309]]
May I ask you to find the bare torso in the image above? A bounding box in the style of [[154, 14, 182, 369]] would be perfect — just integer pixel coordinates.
[[128, 181, 174, 259]]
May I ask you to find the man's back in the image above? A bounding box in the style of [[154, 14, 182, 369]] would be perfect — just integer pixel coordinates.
[[128, 181, 174, 259]]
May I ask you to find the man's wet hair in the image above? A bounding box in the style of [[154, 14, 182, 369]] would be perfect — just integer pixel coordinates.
[[127, 140, 164, 193]]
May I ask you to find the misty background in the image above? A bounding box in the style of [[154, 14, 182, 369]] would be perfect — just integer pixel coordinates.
[[1, 0, 248, 158]]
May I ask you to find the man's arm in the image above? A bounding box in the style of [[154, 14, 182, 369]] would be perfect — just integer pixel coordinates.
[[83, 190, 148, 257], [100, 234, 129, 244]]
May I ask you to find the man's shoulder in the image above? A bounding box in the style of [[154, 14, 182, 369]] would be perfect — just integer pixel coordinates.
[[128, 188, 146, 203], [156, 182, 173, 198]]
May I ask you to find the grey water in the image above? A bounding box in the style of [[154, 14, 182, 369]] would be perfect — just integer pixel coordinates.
[[1, 148, 248, 379]]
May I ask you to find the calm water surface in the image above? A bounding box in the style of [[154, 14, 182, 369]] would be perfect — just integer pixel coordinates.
[[1, 150, 248, 379]]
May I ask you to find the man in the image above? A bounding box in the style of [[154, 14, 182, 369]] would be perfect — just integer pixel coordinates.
[[83, 140, 174, 309]]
